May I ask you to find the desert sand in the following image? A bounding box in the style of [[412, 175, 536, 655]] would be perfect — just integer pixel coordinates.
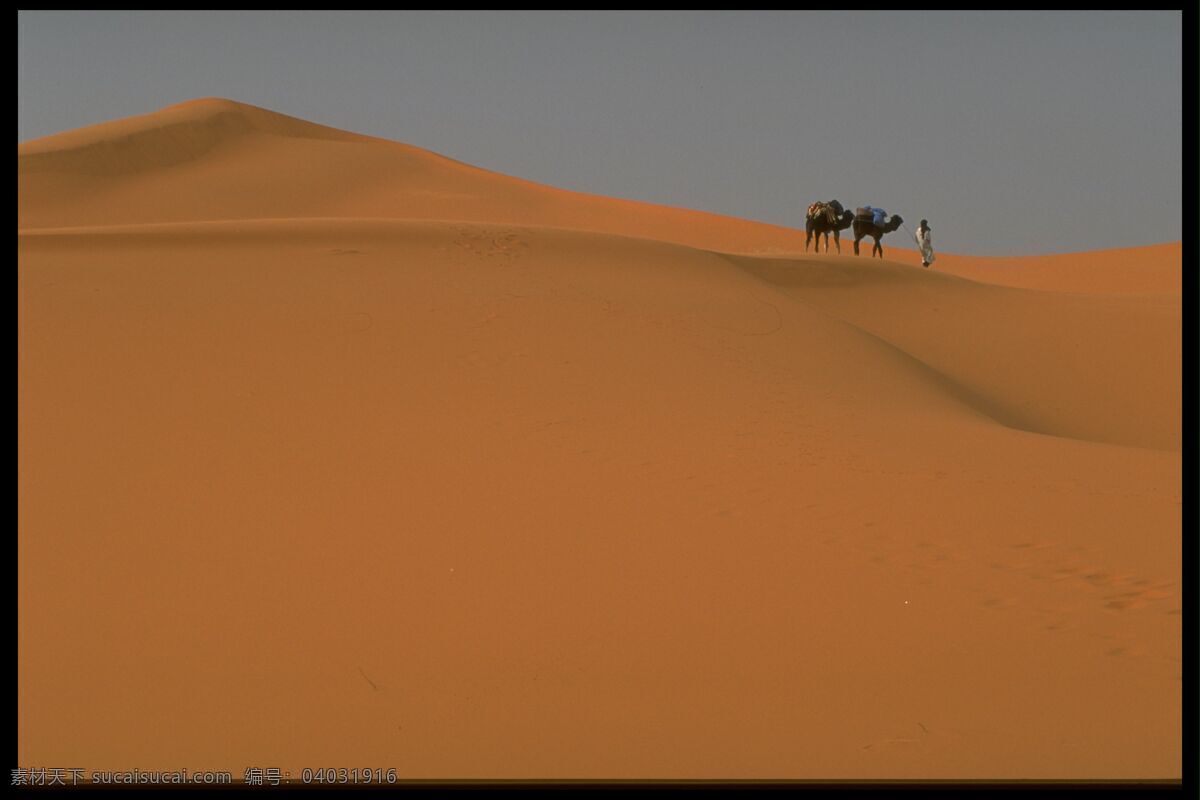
[[18, 99, 1181, 779]]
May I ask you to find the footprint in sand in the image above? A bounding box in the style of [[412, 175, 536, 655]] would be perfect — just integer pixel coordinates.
[[1103, 584, 1175, 611], [1104, 593, 1146, 611], [344, 312, 373, 333], [1010, 541, 1056, 551], [1105, 645, 1146, 657], [862, 723, 933, 751], [1084, 571, 1121, 587]]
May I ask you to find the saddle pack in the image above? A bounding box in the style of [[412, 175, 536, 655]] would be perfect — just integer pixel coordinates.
[[856, 207, 887, 225], [807, 201, 839, 225]]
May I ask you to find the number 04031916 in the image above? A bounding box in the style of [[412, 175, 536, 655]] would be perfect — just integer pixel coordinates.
[[300, 768, 398, 784]]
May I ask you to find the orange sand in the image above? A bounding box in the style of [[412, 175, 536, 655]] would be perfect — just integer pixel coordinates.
[[18, 99, 1181, 779]]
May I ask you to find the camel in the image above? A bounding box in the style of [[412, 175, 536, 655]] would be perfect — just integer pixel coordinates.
[[852, 212, 904, 258], [805, 200, 855, 254]]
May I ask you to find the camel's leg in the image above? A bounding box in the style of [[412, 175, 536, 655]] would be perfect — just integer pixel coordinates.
[[805, 229, 812, 252], [874, 238, 883, 258], [853, 236, 861, 256], [833, 232, 841, 254]]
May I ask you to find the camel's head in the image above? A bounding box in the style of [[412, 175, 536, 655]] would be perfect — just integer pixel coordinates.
[[828, 200, 844, 216], [889, 215, 904, 231]]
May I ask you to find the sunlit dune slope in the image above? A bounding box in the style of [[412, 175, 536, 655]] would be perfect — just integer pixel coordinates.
[[735, 254, 1181, 451], [19, 98, 810, 254], [926, 243, 1182, 295]]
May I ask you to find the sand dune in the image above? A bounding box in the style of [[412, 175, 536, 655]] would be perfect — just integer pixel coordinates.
[[927, 243, 1182, 296], [19, 98, 811, 254], [736, 254, 1181, 451], [18, 101, 1181, 780]]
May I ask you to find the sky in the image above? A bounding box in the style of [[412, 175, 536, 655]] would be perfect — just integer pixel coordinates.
[[17, 10, 1183, 256]]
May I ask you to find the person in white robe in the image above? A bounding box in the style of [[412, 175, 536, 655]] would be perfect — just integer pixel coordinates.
[[915, 219, 935, 267]]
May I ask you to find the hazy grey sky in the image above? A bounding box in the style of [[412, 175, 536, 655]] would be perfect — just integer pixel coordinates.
[[18, 10, 1182, 255]]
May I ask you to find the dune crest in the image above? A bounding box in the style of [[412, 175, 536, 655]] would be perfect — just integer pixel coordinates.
[[18, 97, 376, 177], [932, 243, 1182, 295], [18, 97, 815, 253]]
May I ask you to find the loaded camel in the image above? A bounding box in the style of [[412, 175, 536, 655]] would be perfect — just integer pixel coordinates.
[[805, 200, 855, 254], [852, 209, 904, 258]]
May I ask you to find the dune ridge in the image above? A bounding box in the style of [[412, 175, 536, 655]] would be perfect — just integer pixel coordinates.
[[21, 217, 1181, 452], [17, 98, 826, 256], [21, 98, 1179, 296]]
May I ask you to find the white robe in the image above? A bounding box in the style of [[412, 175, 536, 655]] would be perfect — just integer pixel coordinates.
[[916, 228, 935, 265]]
